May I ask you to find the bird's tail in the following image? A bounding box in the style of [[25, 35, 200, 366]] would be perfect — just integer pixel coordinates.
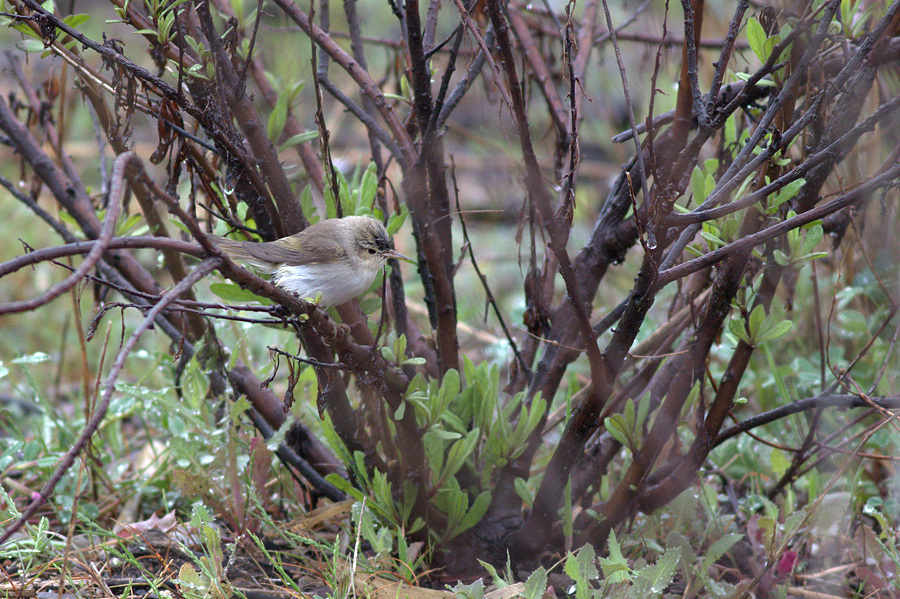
[[211, 236, 276, 273]]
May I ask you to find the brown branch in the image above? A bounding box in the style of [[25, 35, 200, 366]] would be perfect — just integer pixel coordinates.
[[668, 0, 704, 153], [506, 7, 567, 142], [0, 237, 204, 279], [402, 0, 460, 375]]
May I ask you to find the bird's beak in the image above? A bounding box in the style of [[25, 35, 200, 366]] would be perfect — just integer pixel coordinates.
[[386, 250, 416, 265]]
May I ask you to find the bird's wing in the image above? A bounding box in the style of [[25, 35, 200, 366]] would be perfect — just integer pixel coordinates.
[[241, 233, 347, 265]]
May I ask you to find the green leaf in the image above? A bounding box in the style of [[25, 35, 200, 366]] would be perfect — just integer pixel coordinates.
[[392, 334, 408, 362], [770, 448, 790, 478], [449, 578, 484, 599], [455, 491, 491, 536], [12, 352, 51, 364], [423, 431, 446, 474], [208, 283, 272, 305], [429, 429, 462, 441], [623, 398, 635, 431], [748, 305, 766, 340], [181, 357, 209, 409], [700, 231, 725, 248], [278, 130, 317, 152], [690, 166, 707, 203], [598, 530, 629, 583], [358, 162, 379, 208], [514, 477, 534, 508], [746, 17, 767, 62], [605, 414, 632, 450], [386, 210, 408, 235], [763, 34, 780, 66], [17, 39, 47, 53], [702, 533, 743, 572], [757, 516, 776, 549], [734, 72, 776, 86], [337, 169, 352, 214], [768, 178, 805, 211], [62, 13, 90, 27], [756, 319, 792, 344], [393, 401, 405, 420], [565, 544, 599, 599], [441, 429, 479, 480], [435, 368, 460, 417], [773, 249, 791, 266], [523, 567, 547, 599], [11, 21, 42, 39], [400, 75, 411, 101], [358, 296, 381, 315], [800, 223, 824, 255], [267, 92, 289, 142], [401, 479, 419, 525], [116, 213, 143, 236], [632, 547, 680, 595]]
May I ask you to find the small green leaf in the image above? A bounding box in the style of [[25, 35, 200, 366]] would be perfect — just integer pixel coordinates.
[[455, 491, 491, 536], [634, 546, 681, 594], [208, 283, 272, 305], [267, 93, 289, 142], [728, 317, 750, 344], [386, 210, 408, 235], [773, 249, 791, 266], [62, 13, 90, 27], [757, 319, 792, 344], [748, 304, 766, 340], [604, 414, 632, 450], [799, 224, 824, 255], [11, 352, 51, 364], [116, 213, 143, 236], [514, 477, 534, 508], [700, 231, 725, 248], [770, 448, 790, 477], [690, 166, 707, 203], [393, 401, 406, 420], [746, 17, 767, 62], [429, 429, 463, 441], [17, 39, 47, 53], [278, 130, 317, 152], [523, 567, 547, 599], [357, 162, 379, 208], [565, 544, 599, 599], [598, 530, 629, 583], [702, 533, 743, 571]]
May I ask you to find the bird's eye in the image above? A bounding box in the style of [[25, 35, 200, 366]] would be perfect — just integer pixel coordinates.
[[368, 248, 377, 255]]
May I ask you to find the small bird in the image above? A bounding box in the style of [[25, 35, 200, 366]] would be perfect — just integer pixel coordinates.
[[213, 215, 410, 307]]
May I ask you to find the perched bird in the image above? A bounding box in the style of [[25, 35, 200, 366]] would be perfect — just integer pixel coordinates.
[[213, 215, 410, 307]]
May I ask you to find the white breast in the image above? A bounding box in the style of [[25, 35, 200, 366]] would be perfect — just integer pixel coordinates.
[[273, 261, 378, 307]]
